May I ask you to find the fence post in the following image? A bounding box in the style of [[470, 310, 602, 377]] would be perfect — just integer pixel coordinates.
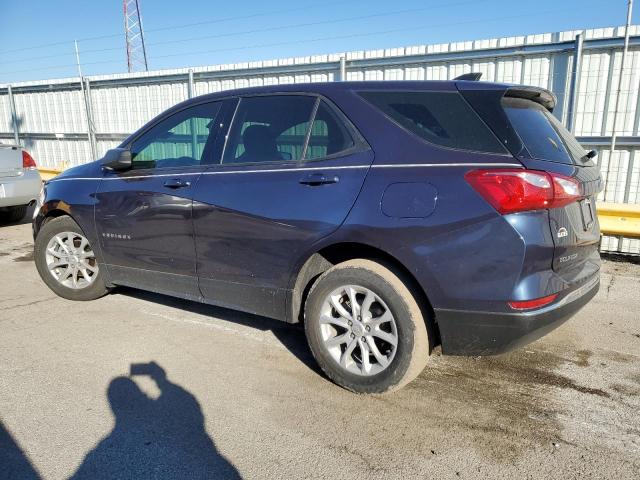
[[7, 85, 20, 146], [340, 56, 346, 81], [187, 69, 195, 98], [566, 32, 583, 133]]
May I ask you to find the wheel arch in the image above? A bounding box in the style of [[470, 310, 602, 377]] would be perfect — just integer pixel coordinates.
[[288, 242, 439, 344], [42, 207, 72, 223], [34, 201, 79, 237]]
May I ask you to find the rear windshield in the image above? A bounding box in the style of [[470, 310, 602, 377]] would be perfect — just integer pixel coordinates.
[[359, 91, 507, 154], [502, 97, 588, 164]]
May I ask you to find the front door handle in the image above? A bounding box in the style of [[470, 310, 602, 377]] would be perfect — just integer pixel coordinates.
[[163, 178, 191, 189], [299, 173, 339, 186]]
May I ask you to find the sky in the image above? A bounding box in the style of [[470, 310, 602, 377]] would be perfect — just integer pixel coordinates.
[[0, 0, 637, 84]]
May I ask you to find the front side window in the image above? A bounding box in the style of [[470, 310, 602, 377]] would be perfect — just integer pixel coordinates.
[[223, 95, 316, 164], [131, 102, 222, 169], [359, 91, 507, 154]]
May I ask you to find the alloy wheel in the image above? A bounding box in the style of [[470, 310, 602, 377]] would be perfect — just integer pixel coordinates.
[[319, 285, 398, 376], [45, 231, 99, 289]]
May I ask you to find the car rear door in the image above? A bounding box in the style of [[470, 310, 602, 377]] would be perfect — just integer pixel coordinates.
[[191, 94, 373, 319], [95, 100, 224, 299]]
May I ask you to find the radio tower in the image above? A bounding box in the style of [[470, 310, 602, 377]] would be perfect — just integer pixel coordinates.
[[123, 0, 149, 72]]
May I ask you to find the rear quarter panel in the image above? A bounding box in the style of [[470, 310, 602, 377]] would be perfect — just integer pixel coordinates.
[[325, 162, 527, 313]]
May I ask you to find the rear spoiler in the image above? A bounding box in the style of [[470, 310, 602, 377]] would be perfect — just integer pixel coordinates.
[[453, 73, 557, 112], [504, 86, 557, 112]]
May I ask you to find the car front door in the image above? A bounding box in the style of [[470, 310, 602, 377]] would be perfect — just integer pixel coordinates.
[[191, 94, 373, 319], [95, 100, 225, 299]]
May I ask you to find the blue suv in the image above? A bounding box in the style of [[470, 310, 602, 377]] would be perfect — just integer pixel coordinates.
[[33, 80, 601, 393]]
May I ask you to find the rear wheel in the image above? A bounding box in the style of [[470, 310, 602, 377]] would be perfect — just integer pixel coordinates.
[[304, 259, 430, 394], [34, 216, 109, 301], [0, 205, 27, 224]]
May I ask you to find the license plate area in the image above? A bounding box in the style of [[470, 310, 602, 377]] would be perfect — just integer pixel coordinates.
[[579, 197, 595, 231]]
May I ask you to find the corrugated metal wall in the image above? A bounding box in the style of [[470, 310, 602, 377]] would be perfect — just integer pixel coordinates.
[[1, 25, 640, 253]]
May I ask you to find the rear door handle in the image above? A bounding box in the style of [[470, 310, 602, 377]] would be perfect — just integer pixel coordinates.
[[299, 173, 339, 186], [163, 178, 191, 189]]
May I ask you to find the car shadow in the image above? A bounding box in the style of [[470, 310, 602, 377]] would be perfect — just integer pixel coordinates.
[[115, 287, 323, 376], [0, 204, 35, 228], [69, 362, 241, 480]]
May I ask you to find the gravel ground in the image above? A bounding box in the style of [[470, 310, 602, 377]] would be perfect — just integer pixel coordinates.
[[0, 218, 639, 479]]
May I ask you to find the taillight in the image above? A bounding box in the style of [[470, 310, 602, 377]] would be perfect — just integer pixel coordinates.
[[508, 293, 558, 311], [550, 174, 582, 208], [464, 169, 582, 214], [22, 150, 37, 169]]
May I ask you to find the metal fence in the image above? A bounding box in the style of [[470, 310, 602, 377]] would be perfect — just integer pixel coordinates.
[[1, 25, 640, 253]]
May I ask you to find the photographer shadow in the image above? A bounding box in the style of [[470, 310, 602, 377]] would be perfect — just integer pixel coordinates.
[[0, 422, 40, 480], [69, 362, 240, 480]]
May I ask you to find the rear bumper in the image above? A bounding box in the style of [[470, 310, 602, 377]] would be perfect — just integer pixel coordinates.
[[0, 170, 41, 208], [435, 275, 599, 355]]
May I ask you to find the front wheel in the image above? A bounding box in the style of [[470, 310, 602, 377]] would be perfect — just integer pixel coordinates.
[[34, 216, 109, 301], [304, 259, 431, 394]]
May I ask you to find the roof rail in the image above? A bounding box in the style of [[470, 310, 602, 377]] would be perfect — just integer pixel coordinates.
[[454, 72, 482, 81]]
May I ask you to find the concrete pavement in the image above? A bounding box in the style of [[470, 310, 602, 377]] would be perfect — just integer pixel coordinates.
[[1, 220, 639, 479]]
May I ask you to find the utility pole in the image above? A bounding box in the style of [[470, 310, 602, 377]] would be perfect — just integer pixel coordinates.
[[75, 40, 97, 160], [604, 0, 633, 199], [123, 0, 149, 72]]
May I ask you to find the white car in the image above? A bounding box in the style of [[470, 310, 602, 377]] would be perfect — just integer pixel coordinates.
[[0, 143, 41, 223]]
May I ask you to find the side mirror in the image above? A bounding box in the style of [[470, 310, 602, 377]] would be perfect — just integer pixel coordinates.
[[585, 149, 597, 159], [101, 148, 132, 171]]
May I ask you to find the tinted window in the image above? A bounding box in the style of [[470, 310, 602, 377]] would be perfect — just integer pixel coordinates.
[[223, 96, 316, 164], [304, 101, 355, 160], [359, 91, 506, 154], [131, 102, 222, 169], [503, 97, 579, 164]]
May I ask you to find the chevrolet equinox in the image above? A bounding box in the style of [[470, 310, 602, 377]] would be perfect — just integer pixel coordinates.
[[33, 80, 602, 393]]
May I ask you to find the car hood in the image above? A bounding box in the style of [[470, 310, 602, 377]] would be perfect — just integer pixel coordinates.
[[52, 160, 103, 181]]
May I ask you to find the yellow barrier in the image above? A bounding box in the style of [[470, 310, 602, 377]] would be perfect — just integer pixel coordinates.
[[38, 168, 62, 181], [596, 203, 640, 238]]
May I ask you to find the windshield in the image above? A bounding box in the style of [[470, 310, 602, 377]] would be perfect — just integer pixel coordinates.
[[502, 97, 589, 165]]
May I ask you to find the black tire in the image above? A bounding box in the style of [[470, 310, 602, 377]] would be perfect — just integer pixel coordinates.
[[0, 205, 27, 224], [304, 259, 430, 394], [34, 215, 109, 301]]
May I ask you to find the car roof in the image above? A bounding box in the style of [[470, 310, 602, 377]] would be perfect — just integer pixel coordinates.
[[122, 79, 554, 146], [187, 80, 515, 102], [173, 79, 557, 112]]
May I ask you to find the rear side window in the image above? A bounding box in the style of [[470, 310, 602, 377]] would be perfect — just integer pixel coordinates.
[[502, 97, 580, 164], [304, 101, 355, 160], [359, 91, 507, 154], [223, 95, 316, 164]]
